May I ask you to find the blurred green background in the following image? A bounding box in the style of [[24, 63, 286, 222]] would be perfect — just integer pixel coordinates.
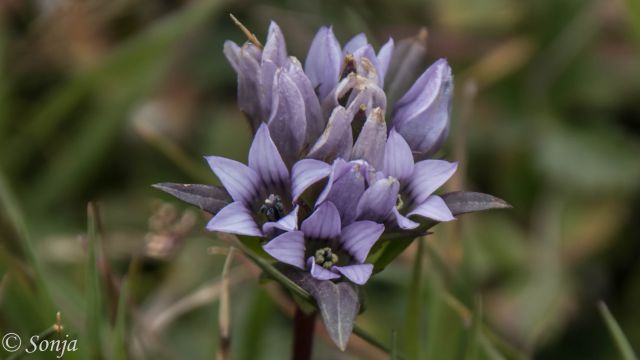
[[1, 0, 639, 359]]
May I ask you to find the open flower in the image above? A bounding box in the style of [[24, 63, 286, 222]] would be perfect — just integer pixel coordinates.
[[263, 201, 384, 285], [205, 123, 298, 237]]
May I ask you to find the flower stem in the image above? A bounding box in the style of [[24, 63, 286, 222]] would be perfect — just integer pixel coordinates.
[[292, 307, 316, 360]]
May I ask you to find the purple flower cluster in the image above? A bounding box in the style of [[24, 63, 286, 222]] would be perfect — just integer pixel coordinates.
[[209, 22, 456, 285]]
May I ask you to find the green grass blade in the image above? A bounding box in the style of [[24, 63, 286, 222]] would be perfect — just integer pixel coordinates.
[[404, 238, 424, 359], [86, 202, 105, 358], [113, 277, 129, 360], [598, 301, 638, 360]]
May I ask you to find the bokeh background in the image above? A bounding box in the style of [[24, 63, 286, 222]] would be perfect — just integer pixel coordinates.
[[1, 0, 639, 359]]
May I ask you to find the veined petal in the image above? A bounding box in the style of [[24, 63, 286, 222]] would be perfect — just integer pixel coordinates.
[[237, 43, 264, 131], [206, 202, 262, 236], [262, 21, 288, 66], [249, 123, 289, 190], [316, 158, 353, 204], [343, 33, 368, 54], [318, 162, 366, 225], [394, 59, 450, 115], [408, 195, 455, 222], [285, 58, 325, 146], [291, 159, 332, 202], [351, 107, 387, 169], [406, 160, 457, 206], [301, 201, 342, 241], [356, 176, 399, 222], [377, 38, 394, 82], [305, 26, 342, 101], [263, 231, 306, 269], [340, 221, 384, 263], [262, 205, 300, 234], [333, 264, 373, 285], [308, 257, 341, 281], [205, 156, 260, 206], [223, 40, 241, 72], [308, 107, 353, 163], [353, 44, 381, 85], [268, 70, 307, 165], [383, 128, 415, 182], [390, 207, 420, 230]]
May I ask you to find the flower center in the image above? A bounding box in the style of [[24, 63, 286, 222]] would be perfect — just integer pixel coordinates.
[[315, 247, 339, 269], [259, 194, 285, 222], [396, 194, 405, 211]]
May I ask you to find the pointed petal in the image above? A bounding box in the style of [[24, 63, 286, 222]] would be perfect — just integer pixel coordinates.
[[237, 43, 265, 131], [383, 128, 415, 182], [305, 26, 342, 101], [390, 207, 420, 230], [223, 40, 241, 72], [308, 257, 341, 281], [385, 28, 428, 106], [308, 106, 353, 163], [356, 176, 399, 222], [291, 159, 332, 202], [316, 159, 353, 204], [268, 70, 307, 165], [377, 38, 394, 81], [407, 160, 458, 205], [351, 107, 387, 169], [301, 201, 341, 241], [333, 264, 373, 285], [340, 221, 384, 263], [262, 205, 300, 234], [262, 21, 288, 66], [408, 195, 455, 222], [285, 58, 325, 146], [263, 231, 306, 269], [249, 123, 289, 190], [205, 156, 260, 205], [318, 162, 366, 226], [353, 44, 381, 85], [206, 202, 262, 236], [343, 33, 368, 54]]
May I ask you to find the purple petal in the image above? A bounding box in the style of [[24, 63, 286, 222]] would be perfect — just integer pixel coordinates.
[[206, 202, 262, 236], [390, 207, 420, 230], [205, 156, 260, 206], [263, 231, 306, 269], [249, 123, 289, 190], [356, 176, 399, 222], [301, 201, 342, 241], [291, 159, 332, 202], [340, 221, 384, 263], [333, 264, 373, 285], [353, 44, 382, 85], [285, 59, 325, 146], [377, 38, 395, 82], [260, 59, 278, 117], [262, 205, 300, 234], [344, 82, 387, 116], [308, 107, 353, 163], [262, 21, 288, 66], [351, 107, 387, 169], [316, 159, 354, 204], [223, 40, 241, 72], [408, 195, 455, 222], [237, 44, 264, 131], [268, 70, 307, 165], [343, 33, 368, 54], [308, 257, 341, 281], [382, 128, 415, 182], [406, 160, 458, 206], [305, 26, 342, 101], [318, 162, 366, 225]]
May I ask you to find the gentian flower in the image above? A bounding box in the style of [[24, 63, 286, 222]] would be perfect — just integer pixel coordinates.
[[205, 123, 299, 237], [262, 201, 384, 285]]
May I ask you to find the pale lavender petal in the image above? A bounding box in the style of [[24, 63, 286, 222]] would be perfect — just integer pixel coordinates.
[[268, 70, 307, 165], [316, 159, 354, 204], [385, 29, 428, 105], [377, 37, 394, 81], [305, 26, 342, 101], [249, 123, 289, 190], [262, 205, 300, 234], [260, 59, 278, 116], [237, 44, 264, 131], [351, 107, 387, 169], [356, 176, 399, 222], [382, 128, 415, 182], [308, 257, 341, 281], [307, 107, 353, 163], [301, 201, 342, 241], [390, 207, 419, 230], [291, 159, 332, 202], [320, 163, 366, 225], [408, 195, 455, 222], [353, 44, 381, 85], [344, 82, 387, 116], [206, 201, 262, 236], [263, 231, 306, 269], [205, 156, 260, 206], [340, 221, 384, 263], [262, 21, 288, 66], [285, 58, 325, 146], [406, 160, 458, 205], [223, 40, 241, 72], [333, 264, 373, 285], [343, 33, 368, 54]]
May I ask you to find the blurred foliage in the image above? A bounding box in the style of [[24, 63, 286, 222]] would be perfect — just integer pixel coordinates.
[[1, 0, 639, 359]]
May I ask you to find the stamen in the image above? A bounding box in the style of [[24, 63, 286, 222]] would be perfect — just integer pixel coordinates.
[[395, 194, 404, 211], [340, 54, 357, 80], [260, 194, 285, 222], [315, 247, 339, 268]]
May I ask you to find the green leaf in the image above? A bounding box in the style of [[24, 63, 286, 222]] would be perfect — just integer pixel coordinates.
[[153, 183, 230, 214], [441, 192, 511, 216], [112, 277, 129, 360], [598, 301, 638, 360], [404, 238, 424, 359], [86, 203, 105, 359]]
